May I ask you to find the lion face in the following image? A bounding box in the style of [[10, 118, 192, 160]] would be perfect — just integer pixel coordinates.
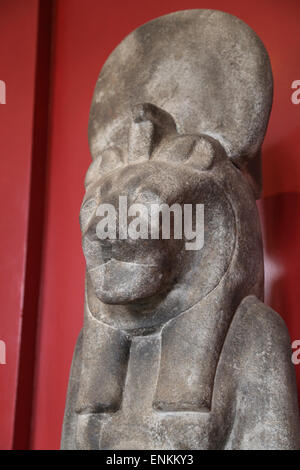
[[81, 104, 242, 311], [81, 161, 187, 304]]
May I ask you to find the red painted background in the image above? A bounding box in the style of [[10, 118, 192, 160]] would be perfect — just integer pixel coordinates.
[[0, 0, 299, 450], [0, 0, 39, 449]]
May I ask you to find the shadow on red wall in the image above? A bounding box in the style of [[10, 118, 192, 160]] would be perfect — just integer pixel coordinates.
[[260, 131, 300, 400]]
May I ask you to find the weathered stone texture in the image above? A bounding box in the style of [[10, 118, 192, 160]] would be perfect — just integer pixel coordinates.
[[61, 10, 300, 450]]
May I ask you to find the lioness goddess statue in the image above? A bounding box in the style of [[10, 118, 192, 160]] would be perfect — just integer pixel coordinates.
[[61, 9, 300, 450]]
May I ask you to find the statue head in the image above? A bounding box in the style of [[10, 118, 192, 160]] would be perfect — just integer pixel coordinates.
[[81, 105, 234, 305], [81, 10, 272, 329]]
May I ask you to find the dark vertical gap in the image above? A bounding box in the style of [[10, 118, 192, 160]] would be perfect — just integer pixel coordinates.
[[13, 0, 55, 450]]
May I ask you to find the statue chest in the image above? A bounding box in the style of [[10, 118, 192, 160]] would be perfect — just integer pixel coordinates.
[[77, 334, 218, 450]]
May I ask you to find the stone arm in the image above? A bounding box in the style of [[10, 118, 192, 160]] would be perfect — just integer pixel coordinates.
[[218, 296, 300, 450], [61, 329, 83, 450]]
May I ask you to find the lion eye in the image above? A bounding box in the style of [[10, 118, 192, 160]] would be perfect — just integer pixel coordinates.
[[81, 198, 97, 212], [80, 198, 98, 230]]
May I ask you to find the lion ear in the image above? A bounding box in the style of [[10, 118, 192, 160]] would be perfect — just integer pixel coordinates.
[[154, 133, 220, 170], [84, 146, 124, 188], [185, 137, 216, 170], [185, 136, 262, 197]]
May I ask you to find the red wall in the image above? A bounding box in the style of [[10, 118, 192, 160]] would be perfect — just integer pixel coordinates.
[[0, 0, 39, 449], [1, 0, 300, 449]]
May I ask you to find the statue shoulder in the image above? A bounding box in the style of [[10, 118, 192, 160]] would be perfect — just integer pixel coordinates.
[[232, 295, 291, 354], [219, 295, 300, 449], [224, 294, 295, 388]]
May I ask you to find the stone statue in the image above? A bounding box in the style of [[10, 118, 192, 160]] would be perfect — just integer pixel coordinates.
[[61, 9, 300, 449]]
